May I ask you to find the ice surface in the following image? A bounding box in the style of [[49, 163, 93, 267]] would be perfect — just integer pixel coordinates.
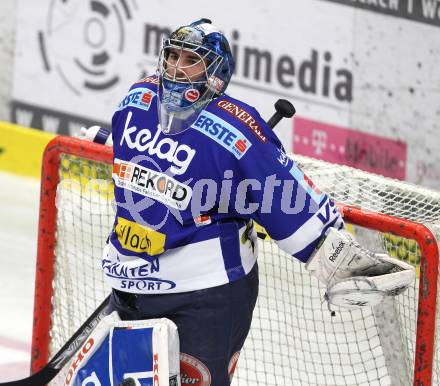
[[0, 171, 39, 381]]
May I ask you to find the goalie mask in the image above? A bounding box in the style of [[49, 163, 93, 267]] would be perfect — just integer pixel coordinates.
[[157, 18, 235, 134]]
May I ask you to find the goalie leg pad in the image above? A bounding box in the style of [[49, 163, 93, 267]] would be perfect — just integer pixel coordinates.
[[63, 312, 180, 386]]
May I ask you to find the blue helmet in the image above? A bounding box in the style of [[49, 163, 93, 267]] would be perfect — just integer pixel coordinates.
[[157, 19, 235, 134]]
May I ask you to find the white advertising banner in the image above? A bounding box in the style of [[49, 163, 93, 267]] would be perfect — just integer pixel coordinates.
[[11, 0, 440, 188]]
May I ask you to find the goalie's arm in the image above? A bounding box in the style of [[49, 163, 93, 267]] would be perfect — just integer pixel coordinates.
[[231, 104, 344, 262], [240, 135, 415, 309], [237, 134, 415, 308]]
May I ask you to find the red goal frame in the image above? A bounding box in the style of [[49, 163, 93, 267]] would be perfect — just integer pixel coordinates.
[[31, 136, 439, 385]]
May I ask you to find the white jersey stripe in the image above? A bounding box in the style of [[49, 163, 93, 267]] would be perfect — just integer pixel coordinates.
[[275, 198, 338, 257], [103, 223, 257, 294]]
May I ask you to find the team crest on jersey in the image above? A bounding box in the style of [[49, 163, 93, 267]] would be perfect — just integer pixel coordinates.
[[191, 111, 252, 159], [113, 159, 192, 210], [117, 87, 157, 112]]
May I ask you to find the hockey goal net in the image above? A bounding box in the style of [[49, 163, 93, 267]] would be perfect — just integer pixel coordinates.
[[32, 136, 439, 386]]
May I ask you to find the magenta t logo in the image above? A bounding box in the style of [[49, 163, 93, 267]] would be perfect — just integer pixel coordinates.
[[293, 116, 407, 180]]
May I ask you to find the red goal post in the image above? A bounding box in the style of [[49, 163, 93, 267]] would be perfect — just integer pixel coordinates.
[[32, 136, 439, 385]]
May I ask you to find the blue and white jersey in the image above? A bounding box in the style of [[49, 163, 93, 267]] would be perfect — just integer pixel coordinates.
[[103, 75, 344, 294]]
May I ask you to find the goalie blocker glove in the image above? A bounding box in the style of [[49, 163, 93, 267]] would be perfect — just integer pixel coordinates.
[[305, 227, 415, 309]]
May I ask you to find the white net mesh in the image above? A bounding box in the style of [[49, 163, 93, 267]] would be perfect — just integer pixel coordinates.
[[40, 151, 440, 386]]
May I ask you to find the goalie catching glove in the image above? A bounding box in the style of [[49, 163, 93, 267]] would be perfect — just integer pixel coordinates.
[[305, 227, 415, 309]]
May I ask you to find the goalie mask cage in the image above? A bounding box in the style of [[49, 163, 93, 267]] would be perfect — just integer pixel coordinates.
[[32, 136, 439, 386]]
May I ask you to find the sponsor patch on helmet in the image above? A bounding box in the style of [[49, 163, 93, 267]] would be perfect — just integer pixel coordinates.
[[184, 88, 200, 102], [172, 27, 199, 43], [180, 353, 211, 386], [135, 75, 160, 85], [207, 76, 225, 93]]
